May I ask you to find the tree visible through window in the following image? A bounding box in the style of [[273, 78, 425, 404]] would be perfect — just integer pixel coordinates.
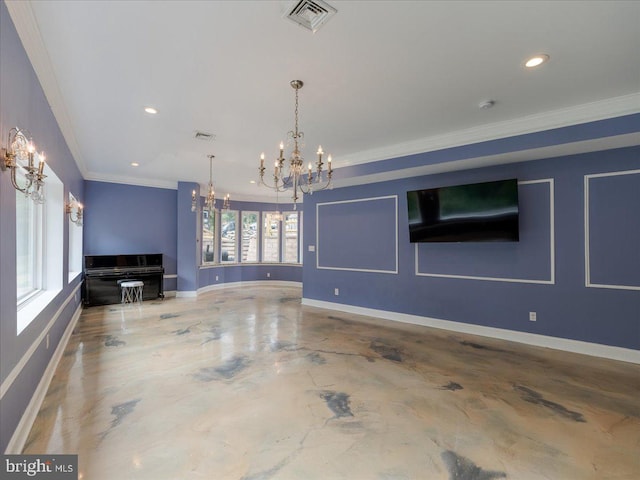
[[262, 212, 280, 262], [283, 212, 299, 263], [241, 211, 258, 262], [221, 210, 238, 262]]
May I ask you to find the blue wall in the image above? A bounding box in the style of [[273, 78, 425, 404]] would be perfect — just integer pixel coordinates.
[[84, 183, 304, 294], [303, 146, 640, 350], [1, 1, 84, 452], [84, 180, 178, 291]]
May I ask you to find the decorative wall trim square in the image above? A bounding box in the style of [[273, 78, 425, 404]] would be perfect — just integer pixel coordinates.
[[585, 169, 640, 290], [415, 179, 555, 284], [316, 195, 398, 274]]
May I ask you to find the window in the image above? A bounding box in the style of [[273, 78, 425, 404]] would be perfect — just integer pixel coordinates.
[[262, 212, 281, 262], [202, 209, 216, 264], [283, 212, 299, 263], [220, 210, 238, 262], [16, 186, 42, 303], [199, 206, 302, 267], [241, 211, 259, 262], [17, 163, 64, 334], [68, 192, 83, 281]]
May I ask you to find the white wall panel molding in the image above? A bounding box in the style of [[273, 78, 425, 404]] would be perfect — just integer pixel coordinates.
[[415, 179, 555, 284], [584, 169, 640, 290]]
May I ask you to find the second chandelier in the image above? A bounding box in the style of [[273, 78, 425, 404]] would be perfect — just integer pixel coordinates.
[[259, 80, 332, 208]]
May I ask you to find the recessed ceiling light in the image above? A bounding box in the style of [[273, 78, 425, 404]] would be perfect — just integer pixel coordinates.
[[479, 100, 496, 110], [144, 106, 158, 114], [525, 54, 549, 68], [131, 162, 139, 167], [249, 180, 256, 184]]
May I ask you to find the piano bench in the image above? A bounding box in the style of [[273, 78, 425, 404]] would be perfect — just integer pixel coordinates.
[[119, 280, 144, 304]]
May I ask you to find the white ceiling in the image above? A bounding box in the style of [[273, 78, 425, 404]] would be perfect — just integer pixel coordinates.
[[6, 0, 640, 201]]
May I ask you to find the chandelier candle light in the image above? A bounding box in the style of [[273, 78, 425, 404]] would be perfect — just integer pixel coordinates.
[[259, 80, 332, 208], [1, 127, 47, 203]]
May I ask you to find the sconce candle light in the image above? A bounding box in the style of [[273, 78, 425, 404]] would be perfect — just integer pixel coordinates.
[[1, 127, 47, 203], [66, 199, 84, 226]]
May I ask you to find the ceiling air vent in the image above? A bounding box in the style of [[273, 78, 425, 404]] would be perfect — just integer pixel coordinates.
[[284, 0, 337, 33], [194, 131, 215, 141]]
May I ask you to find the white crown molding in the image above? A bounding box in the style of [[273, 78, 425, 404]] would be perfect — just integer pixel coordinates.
[[330, 131, 640, 190], [339, 93, 640, 168], [8, 0, 639, 195], [5, 0, 89, 178], [84, 172, 304, 205], [83, 171, 179, 190]]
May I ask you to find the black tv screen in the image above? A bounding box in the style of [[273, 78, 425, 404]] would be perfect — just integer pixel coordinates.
[[407, 179, 519, 242]]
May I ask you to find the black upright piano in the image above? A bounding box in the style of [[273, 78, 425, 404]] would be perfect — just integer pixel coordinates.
[[83, 254, 164, 306]]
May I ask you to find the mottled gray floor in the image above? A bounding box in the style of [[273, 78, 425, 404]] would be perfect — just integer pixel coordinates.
[[24, 286, 640, 479]]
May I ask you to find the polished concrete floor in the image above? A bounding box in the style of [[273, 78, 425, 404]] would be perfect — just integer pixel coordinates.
[[24, 286, 640, 479]]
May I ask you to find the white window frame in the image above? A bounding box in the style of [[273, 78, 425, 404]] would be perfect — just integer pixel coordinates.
[[17, 164, 64, 334], [241, 211, 260, 263], [282, 211, 300, 264], [202, 208, 217, 265], [261, 211, 281, 263], [220, 209, 238, 263], [16, 178, 43, 305], [67, 192, 83, 282]]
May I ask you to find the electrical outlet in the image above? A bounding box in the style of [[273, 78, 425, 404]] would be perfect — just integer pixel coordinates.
[[529, 312, 537, 322], [215, 275, 219, 281], [267, 272, 271, 278], [334, 288, 339, 296], [309, 245, 316, 252]]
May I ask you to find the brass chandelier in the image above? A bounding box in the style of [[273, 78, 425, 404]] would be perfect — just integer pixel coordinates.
[[259, 80, 332, 208], [1, 127, 47, 203], [191, 154, 230, 215], [204, 154, 216, 215]]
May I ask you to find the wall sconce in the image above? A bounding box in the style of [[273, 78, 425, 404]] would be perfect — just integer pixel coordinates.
[[1, 127, 46, 203], [66, 199, 83, 226], [191, 189, 197, 212], [222, 193, 230, 211]]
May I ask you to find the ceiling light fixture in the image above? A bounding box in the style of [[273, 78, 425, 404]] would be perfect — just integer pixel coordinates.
[[479, 100, 496, 110], [205, 154, 217, 215], [144, 106, 158, 114], [130, 162, 139, 167], [525, 54, 549, 68], [259, 80, 332, 208]]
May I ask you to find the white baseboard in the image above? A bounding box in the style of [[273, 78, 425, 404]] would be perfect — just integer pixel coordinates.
[[175, 291, 197, 298], [198, 280, 302, 295], [301, 298, 640, 365], [5, 302, 83, 454]]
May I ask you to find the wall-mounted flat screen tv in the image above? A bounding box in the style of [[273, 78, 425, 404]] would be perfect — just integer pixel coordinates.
[[407, 178, 519, 242]]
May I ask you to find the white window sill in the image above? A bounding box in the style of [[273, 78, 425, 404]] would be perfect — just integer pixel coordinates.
[[68, 271, 82, 283], [17, 289, 61, 335]]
